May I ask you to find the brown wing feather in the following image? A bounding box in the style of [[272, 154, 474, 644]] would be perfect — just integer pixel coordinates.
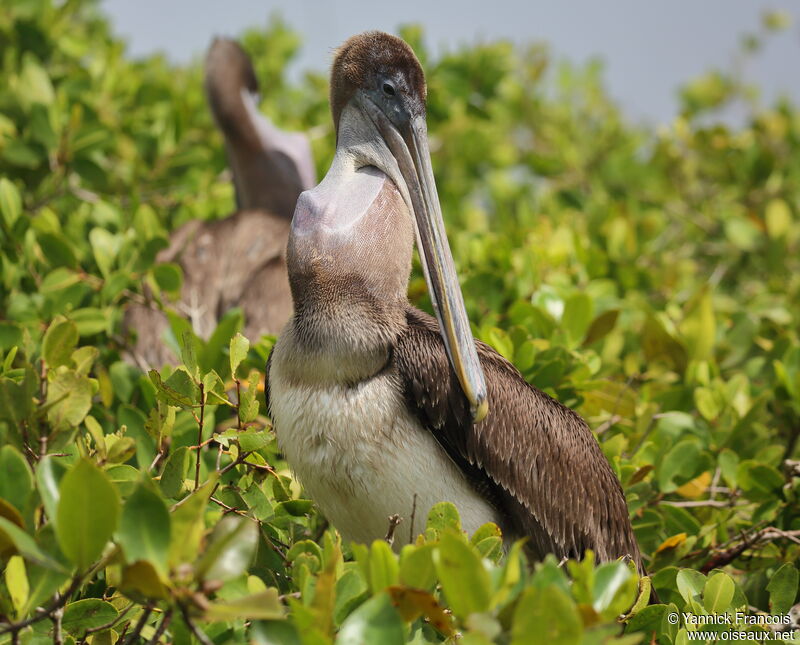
[[395, 307, 643, 572]]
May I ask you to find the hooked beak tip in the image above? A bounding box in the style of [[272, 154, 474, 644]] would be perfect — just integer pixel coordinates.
[[472, 397, 489, 423]]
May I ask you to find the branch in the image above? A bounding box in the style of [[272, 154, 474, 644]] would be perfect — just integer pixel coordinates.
[[385, 514, 402, 546], [83, 602, 135, 638], [0, 575, 82, 637], [52, 605, 63, 645], [178, 605, 214, 645], [409, 493, 418, 545], [122, 606, 153, 645], [146, 609, 173, 645], [662, 499, 740, 508], [194, 382, 206, 490], [700, 527, 800, 573]]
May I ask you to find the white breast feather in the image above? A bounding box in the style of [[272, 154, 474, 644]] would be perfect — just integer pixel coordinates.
[[269, 366, 500, 547]]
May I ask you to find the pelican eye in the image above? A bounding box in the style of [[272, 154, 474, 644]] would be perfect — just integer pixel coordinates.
[[382, 81, 396, 97]]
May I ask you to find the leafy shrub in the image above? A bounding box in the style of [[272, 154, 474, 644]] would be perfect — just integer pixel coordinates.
[[1, 1, 799, 643]]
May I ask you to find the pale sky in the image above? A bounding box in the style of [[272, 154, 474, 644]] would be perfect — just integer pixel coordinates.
[[101, 0, 797, 124]]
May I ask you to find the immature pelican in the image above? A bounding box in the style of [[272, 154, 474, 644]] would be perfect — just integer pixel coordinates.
[[125, 38, 314, 366], [267, 32, 643, 572]]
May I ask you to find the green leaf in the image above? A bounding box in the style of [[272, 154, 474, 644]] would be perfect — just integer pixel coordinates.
[[642, 314, 687, 372], [695, 386, 723, 421], [118, 481, 171, 575], [18, 54, 54, 106], [55, 459, 120, 570], [38, 232, 78, 268], [562, 293, 593, 346], [84, 415, 107, 459], [486, 327, 514, 361], [658, 440, 703, 492], [239, 371, 261, 423], [251, 621, 302, 645], [592, 561, 637, 620], [230, 332, 250, 377], [0, 178, 22, 229], [180, 331, 199, 380], [676, 569, 706, 604], [152, 262, 183, 295], [334, 569, 369, 626], [36, 456, 66, 526], [42, 319, 78, 368], [0, 367, 36, 426], [47, 369, 93, 431], [767, 564, 799, 615], [680, 287, 715, 362], [200, 308, 244, 375], [196, 515, 259, 583], [89, 227, 118, 278], [120, 560, 169, 600], [149, 368, 197, 409], [511, 585, 582, 645], [337, 592, 404, 645], [159, 446, 189, 499], [238, 429, 271, 452], [69, 308, 109, 336], [106, 436, 136, 464], [426, 501, 461, 534], [205, 590, 284, 621], [583, 309, 619, 346], [0, 445, 33, 513], [168, 478, 216, 567], [107, 465, 139, 497], [434, 532, 491, 618], [399, 544, 437, 591], [765, 198, 792, 239], [703, 572, 735, 613], [5, 555, 29, 617], [369, 539, 399, 592], [0, 517, 65, 571], [203, 369, 230, 406], [61, 598, 118, 637]]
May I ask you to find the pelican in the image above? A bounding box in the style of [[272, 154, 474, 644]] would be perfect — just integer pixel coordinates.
[[125, 38, 315, 367], [266, 31, 643, 572]]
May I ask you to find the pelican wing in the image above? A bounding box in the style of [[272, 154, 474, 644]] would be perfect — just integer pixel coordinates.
[[395, 307, 642, 570]]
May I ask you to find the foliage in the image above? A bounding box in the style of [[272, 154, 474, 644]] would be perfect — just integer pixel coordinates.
[[1, 1, 799, 643]]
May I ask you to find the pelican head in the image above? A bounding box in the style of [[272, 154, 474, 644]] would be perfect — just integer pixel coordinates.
[[289, 31, 487, 421]]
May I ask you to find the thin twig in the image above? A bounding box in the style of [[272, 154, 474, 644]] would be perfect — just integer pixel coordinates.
[[661, 499, 740, 508], [146, 609, 173, 645], [218, 450, 252, 476], [241, 460, 276, 474], [409, 493, 418, 544], [122, 606, 153, 645], [312, 518, 330, 543], [83, 602, 135, 637], [700, 527, 800, 573], [236, 379, 242, 430], [149, 446, 167, 473], [52, 605, 64, 645], [594, 414, 622, 435], [178, 605, 214, 645], [0, 575, 82, 636], [194, 382, 205, 490], [385, 514, 402, 546]]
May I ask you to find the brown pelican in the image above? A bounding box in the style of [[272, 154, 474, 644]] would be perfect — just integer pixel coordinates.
[[266, 31, 643, 572], [125, 38, 315, 367]]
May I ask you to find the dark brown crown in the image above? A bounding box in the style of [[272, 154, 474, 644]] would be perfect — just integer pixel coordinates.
[[330, 31, 426, 132]]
